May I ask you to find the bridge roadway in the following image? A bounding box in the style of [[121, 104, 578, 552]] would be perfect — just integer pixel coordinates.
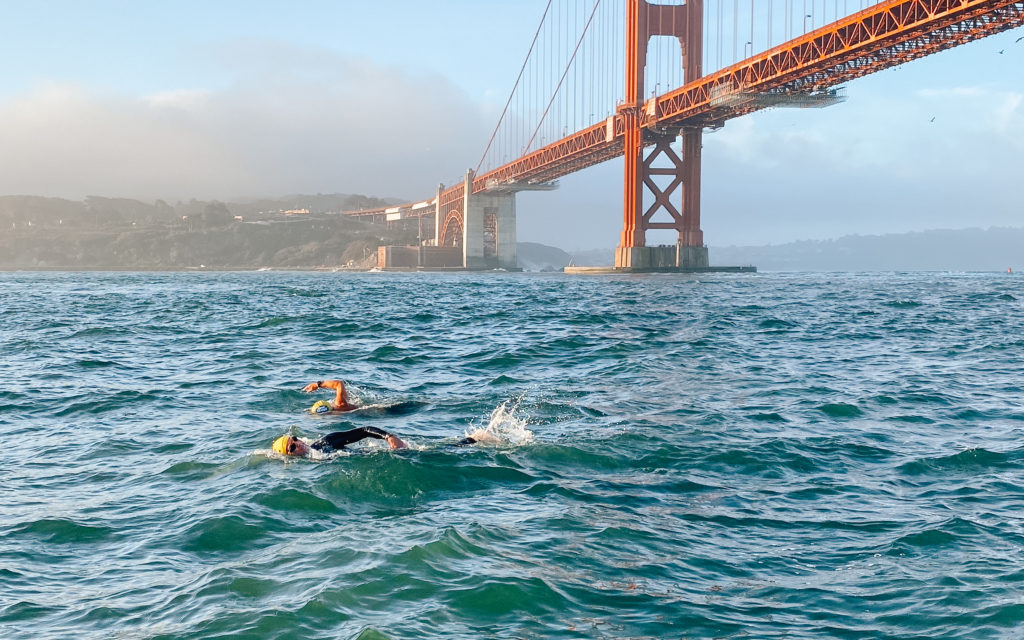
[[350, 0, 1022, 227]]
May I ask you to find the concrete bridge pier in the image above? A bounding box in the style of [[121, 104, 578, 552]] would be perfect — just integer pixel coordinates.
[[614, 244, 709, 270], [462, 170, 517, 270], [677, 244, 709, 269]]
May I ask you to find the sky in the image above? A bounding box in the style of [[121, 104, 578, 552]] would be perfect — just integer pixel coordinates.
[[0, 1, 1021, 249]]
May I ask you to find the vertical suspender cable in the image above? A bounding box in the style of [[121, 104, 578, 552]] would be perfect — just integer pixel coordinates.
[[750, 0, 754, 58], [574, 0, 579, 133], [588, 0, 592, 126], [648, 1, 653, 98], [567, 0, 571, 136], [546, 3, 551, 148], [787, 0, 791, 41], [589, 0, 593, 123], [703, 0, 708, 75], [568, 0, 572, 134], [650, 3, 655, 99], [523, 0, 601, 155], [704, 0, 709, 76], [733, 0, 738, 63], [566, 0, 570, 135], [599, 0, 603, 113], [606, 0, 610, 111], [718, 0, 723, 70]]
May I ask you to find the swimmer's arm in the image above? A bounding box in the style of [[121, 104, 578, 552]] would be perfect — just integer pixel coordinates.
[[302, 379, 349, 409], [362, 425, 407, 449], [302, 380, 330, 393], [322, 427, 406, 450]]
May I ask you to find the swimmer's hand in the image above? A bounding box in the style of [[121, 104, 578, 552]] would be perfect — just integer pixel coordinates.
[[302, 382, 321, 393], [386, 435, 407, 450]]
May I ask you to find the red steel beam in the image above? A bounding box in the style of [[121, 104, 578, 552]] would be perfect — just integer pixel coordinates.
[[471, 120, 621, 191]]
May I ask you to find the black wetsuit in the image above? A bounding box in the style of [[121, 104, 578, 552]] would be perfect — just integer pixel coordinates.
[[310, 427, 477, 452], [310, 427, 394, 453]]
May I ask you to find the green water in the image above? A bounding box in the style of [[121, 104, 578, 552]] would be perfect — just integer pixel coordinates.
[[2, 271, 1023, 639]]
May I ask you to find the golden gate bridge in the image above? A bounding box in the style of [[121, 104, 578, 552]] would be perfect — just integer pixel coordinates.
[[349, 0, 1023, 271]]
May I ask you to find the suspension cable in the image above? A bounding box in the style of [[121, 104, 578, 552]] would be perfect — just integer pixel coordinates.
[[522, 0, 602, 157], [475, 0, 555, 175]]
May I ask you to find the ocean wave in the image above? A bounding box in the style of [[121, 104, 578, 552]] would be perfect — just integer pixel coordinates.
[[898, 448, 1021, 475], [53, 390, 162, 417], [817, 403, 863, 418], [182, 515, 267, 553], [8, 518, 116, 544], [252, 487, 340, 514]]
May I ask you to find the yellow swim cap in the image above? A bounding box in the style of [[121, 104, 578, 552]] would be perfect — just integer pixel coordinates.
[[272, 436, 291, 455], [310, 400, 332, 414]]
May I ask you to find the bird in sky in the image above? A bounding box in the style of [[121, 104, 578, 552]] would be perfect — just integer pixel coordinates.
[[1016, 36, 1023, 43], [930, 117, 936, 123], [998, 49, 1005, 54]]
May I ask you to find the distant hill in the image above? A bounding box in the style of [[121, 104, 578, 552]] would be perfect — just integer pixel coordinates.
[[516, 242, 572, 272], [711, 227, 1024, 271], [566, 247, 615, 267], [0, 194, 413, 269], [516, 244, 613, 272]]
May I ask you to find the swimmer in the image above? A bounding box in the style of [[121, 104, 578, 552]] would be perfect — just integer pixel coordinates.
[[302, 379, 356, 413], [271, 426, 500, 457], [272, 427, 406, 457]]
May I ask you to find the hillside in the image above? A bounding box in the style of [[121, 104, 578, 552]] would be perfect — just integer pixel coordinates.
[[0, 195, 415, 269]]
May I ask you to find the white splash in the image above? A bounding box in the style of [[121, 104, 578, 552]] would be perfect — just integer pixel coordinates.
[[466, 398, 535, 446]]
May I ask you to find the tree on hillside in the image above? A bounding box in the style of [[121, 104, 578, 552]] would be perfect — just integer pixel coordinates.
[[200, 201, 233, 229]]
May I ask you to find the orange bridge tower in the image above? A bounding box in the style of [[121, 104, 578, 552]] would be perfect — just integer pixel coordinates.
[[616, 0, 708, 270]]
